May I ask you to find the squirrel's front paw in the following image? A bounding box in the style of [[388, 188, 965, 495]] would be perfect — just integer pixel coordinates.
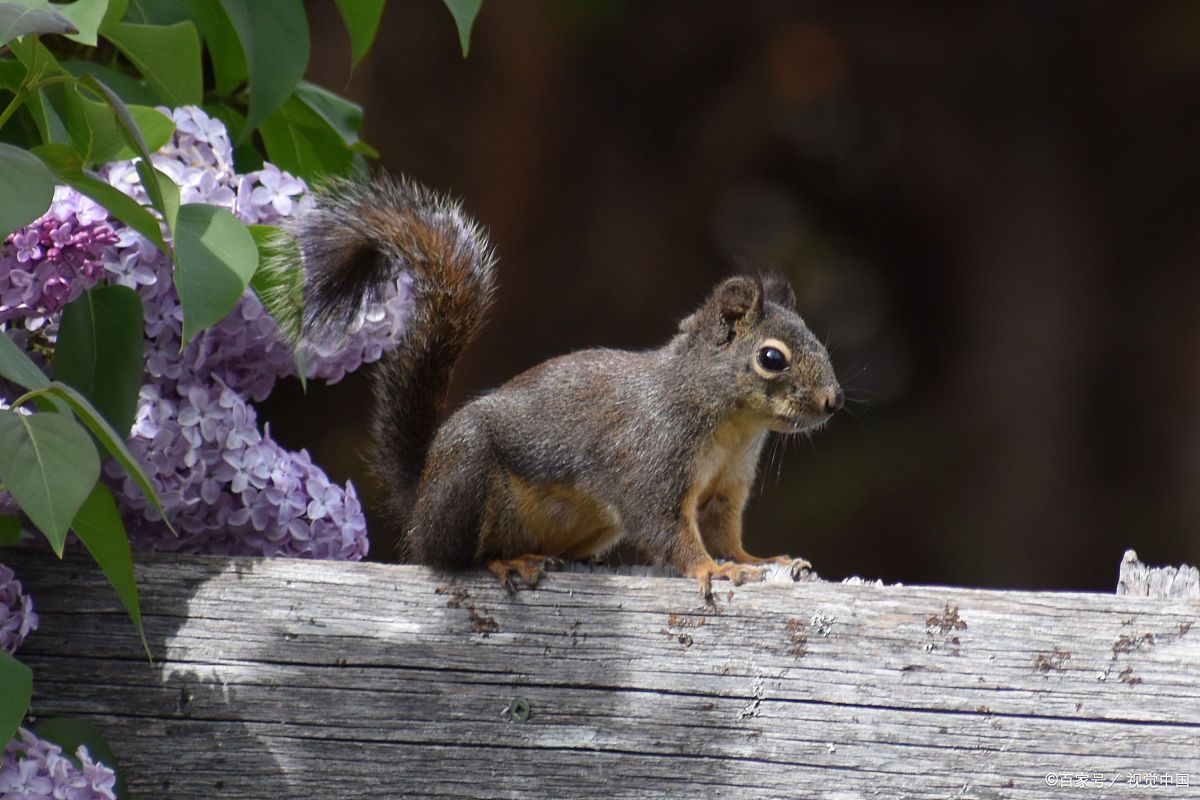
[[726, 548, 806, 568], [687, 561, 766, 598]]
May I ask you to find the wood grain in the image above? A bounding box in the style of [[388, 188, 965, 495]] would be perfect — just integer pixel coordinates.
[[6, 550, 1199, 799]]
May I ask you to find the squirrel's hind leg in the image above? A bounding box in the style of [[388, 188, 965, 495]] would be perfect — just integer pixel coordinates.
[[404, 414, 500, 568], [487, 554, 561, 592], [483, 476, 620, 592]]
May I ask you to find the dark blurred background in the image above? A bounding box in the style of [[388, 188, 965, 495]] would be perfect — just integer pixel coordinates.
[[262, 0, 1200, 590]]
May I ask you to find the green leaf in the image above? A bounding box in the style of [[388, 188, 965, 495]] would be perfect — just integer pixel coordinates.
[[0, 408, 100, 555], [259, 93, 353, 180], [0, 143, 53, 238], [294, 81, 365, 147], [76, 73, 155, 168], [135, 158, 169, 232], [6, 31, 63, 82], [6, 34, 70, 146], [185, 0, 244, 96], [54, 286, 145, 439], [173, 203, 257, 344], [248, 225, 301, 334], [0, 651, 32, 746], [23, 86, 72, 145], [99, 0, 127, 30], [70, 483, 149, 658], [64, 85, 174, 163], [0, 3, 77, 47], [61, 58, 157, 105], [8, 0, 108, 46], [52, 0, 107, 46], [0, 331, 66, 415], [6, 37, 71, 144], [32, 142, 169, 253], [0, 515, 22, 546], [36, 381, 174, 536], [35, 718, 128, 798], [248, 224, 304, 387], [442, 0, 483, 57], [154, 165, 179, 233], [75, 74, 169, 224], [58, 86, 102, 161], [103, 20, 202, 106], [57, 0, 108, 46], [0, 58, 23, 91], [129, 104, 176, 153], [124, 0, 190, 25], [231, 142, 261, 172], [0, 330, 50, 391], [334, 0, 384, 70], [217, 0, 308, 141]]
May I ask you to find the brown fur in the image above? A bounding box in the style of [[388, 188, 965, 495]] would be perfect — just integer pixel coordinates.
[[298, 176, 841, 596]]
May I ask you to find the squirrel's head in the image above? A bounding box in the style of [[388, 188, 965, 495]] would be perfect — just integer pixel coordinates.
[[679, 275, 842, 433]]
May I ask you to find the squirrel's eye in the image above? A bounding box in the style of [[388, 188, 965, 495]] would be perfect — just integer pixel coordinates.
[[756, 346, 788, 373]]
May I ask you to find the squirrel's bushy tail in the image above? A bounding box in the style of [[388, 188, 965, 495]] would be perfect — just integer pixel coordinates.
[[294, 175, 496, 535]]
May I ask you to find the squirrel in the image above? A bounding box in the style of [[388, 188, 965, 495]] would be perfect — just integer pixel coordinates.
[[290, 175, 842, 598]]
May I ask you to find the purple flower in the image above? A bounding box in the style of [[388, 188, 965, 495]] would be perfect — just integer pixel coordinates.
[[47, 223, 73, 249], [0, 728, 117, 800], [0, 564, 37, 655], [244, 163, 306, 219], [1, 187, 118, 326], [40, 276, 71, 313], [303, 271, 415, 384], [11, 231, 41, 264]]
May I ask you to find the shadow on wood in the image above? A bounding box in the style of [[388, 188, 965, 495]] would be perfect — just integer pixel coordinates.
[[7, 550, 1200, 799]]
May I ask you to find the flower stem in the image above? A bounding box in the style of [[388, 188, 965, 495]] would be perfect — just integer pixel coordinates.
[[0, 89, 29, 130], [8, 389, 43, 410]]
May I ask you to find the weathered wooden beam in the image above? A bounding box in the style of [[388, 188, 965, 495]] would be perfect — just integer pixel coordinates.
[[1118, 549, 1200, 599], [7, 550, 1199, 799]]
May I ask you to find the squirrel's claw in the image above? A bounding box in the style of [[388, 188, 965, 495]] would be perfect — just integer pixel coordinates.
[[786, 557, 813, 579], [689, 561, 767, 598], [488, 555, 558, 593]]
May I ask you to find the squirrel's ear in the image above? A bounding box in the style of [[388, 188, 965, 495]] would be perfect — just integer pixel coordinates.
[[762, 274, 796, 309], [714, 275, 764, 323], [681, 276, 763, 342]]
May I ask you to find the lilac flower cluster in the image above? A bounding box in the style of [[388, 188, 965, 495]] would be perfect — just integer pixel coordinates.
[[0, 567, 111, 800], [0, 563, 37, 655], [0, 105, 413, 558], [0, 188, 118, 327], [0, 728, 116, 800], [109, 381, 367, 559]]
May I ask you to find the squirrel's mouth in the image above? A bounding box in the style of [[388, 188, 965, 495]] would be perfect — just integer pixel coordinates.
[[772, 413, 830, 434]]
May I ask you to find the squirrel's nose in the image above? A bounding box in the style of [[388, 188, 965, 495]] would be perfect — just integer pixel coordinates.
[[819, 386, 844, 415]]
